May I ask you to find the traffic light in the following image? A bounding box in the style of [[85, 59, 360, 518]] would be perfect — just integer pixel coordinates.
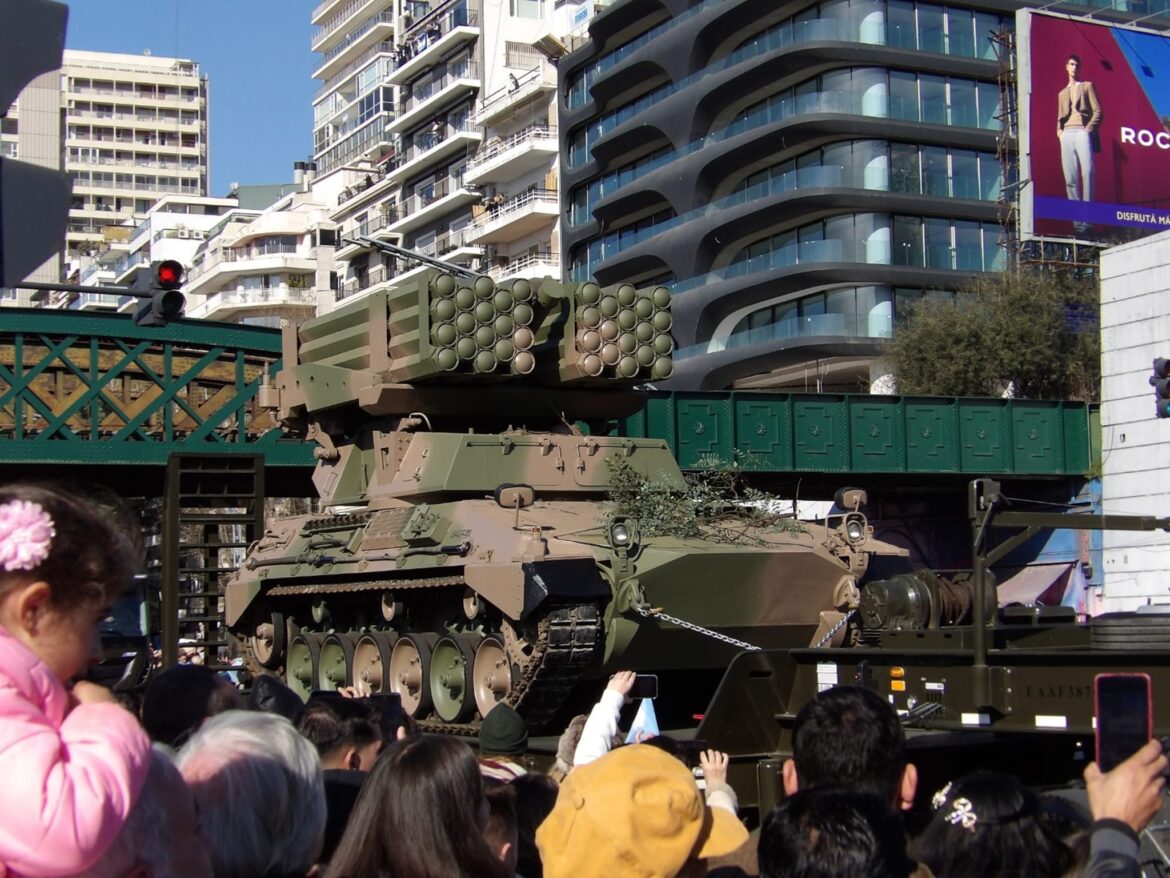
[[1151, 358, 1170, 418], [133, 260, 186, 326], [0, 0, 70, 288]]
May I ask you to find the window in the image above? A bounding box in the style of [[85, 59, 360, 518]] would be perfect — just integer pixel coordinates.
[[923, 146, 949, 196], [918, 5, 944, 53], [506, 41, 543, 68], [919, 75, 947, 124], [509, 0, 543, 18]]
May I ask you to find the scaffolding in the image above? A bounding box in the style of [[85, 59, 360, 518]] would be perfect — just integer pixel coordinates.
[[991, 26, 1101, 278]]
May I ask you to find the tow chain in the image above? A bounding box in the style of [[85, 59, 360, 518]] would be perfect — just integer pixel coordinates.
[[634, 605, 856, 651], [634, 605, 762, 651], [811, 609, 855, 648]]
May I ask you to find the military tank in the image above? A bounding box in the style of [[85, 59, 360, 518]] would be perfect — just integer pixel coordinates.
[[225, 267, 907, 730]]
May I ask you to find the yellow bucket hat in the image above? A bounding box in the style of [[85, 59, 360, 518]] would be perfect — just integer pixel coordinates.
[[536, 744, 750, 878]]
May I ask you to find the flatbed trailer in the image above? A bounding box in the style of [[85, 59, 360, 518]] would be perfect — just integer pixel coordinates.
[[697, 479, 1170, 818]]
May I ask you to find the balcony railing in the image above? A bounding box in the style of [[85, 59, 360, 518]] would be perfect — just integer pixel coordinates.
[[395, 120, 478, 165], [312, 0, 376, 48], [401, 62, 479, 115], [317, 10, 395, 69], [112, 251, 150, 278], [314, 41, 394, 100], [468, 125, 556, 171], [190, 286, 318, 318], [487, 251, 558, 280], [393, 7, 477, 67], [336, 264, 389, 300], [675, 311, 894, 360], [185, 243, 304, 283], [474, 65, 554, 124], [474, 188, 557, 229], [397, 172, 471, 219], [336, 229, 480, 300]]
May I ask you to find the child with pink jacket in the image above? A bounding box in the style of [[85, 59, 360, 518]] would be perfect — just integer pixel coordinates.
[[0, 485, 150, 877]]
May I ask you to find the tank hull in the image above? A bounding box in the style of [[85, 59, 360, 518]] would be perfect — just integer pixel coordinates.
[[227, 494, 901, 730]]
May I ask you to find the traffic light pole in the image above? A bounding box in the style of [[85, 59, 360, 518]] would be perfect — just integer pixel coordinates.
[[12, 280, 156, 299]]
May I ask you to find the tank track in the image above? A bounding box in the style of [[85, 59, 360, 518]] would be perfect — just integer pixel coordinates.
[[247, 574, 601, 736], [418, 601, 602, 737]]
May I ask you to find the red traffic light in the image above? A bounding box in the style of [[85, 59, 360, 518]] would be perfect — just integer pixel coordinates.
[[154, 260, 183, 290]]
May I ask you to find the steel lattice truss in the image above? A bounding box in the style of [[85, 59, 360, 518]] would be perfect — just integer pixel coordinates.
[[0, 309, 311, 466]]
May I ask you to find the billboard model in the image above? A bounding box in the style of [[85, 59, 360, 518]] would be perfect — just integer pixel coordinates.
[[1019, 10, 1170, 242]]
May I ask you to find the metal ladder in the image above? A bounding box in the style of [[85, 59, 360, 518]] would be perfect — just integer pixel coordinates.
[[160, 453, 265, 670]]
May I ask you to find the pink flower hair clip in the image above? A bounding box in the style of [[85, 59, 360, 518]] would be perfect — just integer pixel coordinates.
[[0, 500, 55, 572]]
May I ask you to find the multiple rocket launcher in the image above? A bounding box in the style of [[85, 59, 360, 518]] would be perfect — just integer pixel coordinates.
[[295, 270, 674, 386]]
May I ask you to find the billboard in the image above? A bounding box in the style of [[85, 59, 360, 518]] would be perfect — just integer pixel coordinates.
[[1019, 10, 1170, 243]]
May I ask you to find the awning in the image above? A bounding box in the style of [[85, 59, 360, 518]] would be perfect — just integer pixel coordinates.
[[995, 562, 1075, 607]]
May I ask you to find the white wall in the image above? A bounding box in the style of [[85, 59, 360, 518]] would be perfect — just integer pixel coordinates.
[[1100, 229, 1170, 610]]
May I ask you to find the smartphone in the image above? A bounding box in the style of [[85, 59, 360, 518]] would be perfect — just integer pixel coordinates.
[[629, 674, 658, 700], [1095, 673, 1153, 772]]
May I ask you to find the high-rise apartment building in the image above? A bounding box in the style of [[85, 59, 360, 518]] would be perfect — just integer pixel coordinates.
[[560, 0, 1012, 391], [311, 0, 570, 310], [62, 50, 209, 272]]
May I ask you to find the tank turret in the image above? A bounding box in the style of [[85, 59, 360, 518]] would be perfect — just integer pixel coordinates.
[[227, 269, 906, 730]]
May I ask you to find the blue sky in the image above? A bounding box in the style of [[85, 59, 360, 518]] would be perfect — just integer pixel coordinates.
[[63, 0, 316, 196]]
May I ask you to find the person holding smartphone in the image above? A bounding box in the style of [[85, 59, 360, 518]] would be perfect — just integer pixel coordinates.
[[1082, 738, 1168, 877]]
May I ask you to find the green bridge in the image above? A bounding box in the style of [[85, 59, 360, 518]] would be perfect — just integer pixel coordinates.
[[0, 309, 1096, 486], [621, 392, 1097, 478], [0, 308, 312, 489]]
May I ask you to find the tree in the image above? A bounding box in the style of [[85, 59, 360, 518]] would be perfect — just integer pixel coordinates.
[[884, 270, 1099, 401]]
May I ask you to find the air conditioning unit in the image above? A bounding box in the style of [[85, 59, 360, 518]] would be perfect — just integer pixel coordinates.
[[191, 230, 204, 240], [177, 229, 190, 238]]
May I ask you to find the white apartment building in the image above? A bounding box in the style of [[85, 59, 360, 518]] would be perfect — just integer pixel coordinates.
[[311, 0, 582, 312], [66, 194, 237, 312], [62, 50, 209, 271], [182, 186, 334, 327], [1099, 230, 1170, 612]]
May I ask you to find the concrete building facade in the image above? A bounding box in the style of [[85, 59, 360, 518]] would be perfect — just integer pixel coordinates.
[[62, 50, 210, 272], [310, 0, 575, 312], [1099, 230, 1170, 611]]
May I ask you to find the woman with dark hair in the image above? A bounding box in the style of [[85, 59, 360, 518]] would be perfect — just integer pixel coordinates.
[[326, 735, 511, 878], [912, 770, 1074, 878]]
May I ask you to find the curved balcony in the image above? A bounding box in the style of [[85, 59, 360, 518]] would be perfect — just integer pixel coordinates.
[[188, 286, 318, 321]]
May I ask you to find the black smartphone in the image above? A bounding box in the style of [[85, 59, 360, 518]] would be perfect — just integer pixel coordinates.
[[629, 674, 658, 700], [1095, 673, 1153, 772]]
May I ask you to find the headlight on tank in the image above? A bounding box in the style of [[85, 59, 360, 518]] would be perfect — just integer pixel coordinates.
[[607, 516, 639, 552], [844, 513, 867, 544]]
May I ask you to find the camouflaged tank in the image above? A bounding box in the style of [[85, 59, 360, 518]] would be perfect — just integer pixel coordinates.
[[225, 270, 907, 730]]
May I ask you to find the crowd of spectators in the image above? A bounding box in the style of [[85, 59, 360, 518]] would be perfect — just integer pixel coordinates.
[[1, 484, 1168, 878]]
